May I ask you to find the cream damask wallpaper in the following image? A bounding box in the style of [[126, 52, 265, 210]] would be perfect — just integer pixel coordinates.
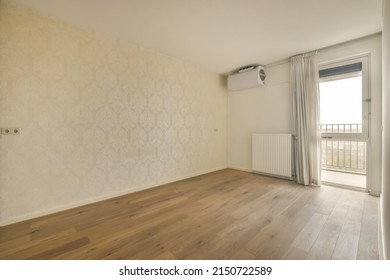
[[0, 3, 227, 225]]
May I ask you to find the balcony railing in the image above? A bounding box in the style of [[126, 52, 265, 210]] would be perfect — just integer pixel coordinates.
[[320, 124, 367, 175], [321, 123, 362, 134], [321, 139, 366, 174]]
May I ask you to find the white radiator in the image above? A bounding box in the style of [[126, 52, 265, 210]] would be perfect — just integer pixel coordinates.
[[252, 133, 293, 179]]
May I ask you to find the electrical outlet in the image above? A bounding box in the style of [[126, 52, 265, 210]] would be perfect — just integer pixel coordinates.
[[1, 128, 21, 135]]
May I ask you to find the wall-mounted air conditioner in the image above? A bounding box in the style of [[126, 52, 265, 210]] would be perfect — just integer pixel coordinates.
[[227, 65, 266, 91]]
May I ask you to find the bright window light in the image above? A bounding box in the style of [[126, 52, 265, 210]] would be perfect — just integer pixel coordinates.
[[319, 76, 362, 125]]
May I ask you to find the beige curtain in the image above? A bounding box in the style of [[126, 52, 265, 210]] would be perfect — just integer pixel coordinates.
[[291, 52, 321, 186]]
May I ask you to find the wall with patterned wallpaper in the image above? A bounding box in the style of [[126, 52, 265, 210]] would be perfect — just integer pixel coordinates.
[[0, 3, 227, 225]]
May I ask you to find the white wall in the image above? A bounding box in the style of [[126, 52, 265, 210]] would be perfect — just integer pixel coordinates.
[[228, 34, 382, 196], [0, 3, 227, 226], [228, 62, 291, 171], [381, 0, 390, 260]]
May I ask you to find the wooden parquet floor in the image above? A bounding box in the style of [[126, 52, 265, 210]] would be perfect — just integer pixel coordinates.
[[0, 169, 379, 259]]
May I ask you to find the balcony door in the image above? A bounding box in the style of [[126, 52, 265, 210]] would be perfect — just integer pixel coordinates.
[[319, 56, 369, 191]]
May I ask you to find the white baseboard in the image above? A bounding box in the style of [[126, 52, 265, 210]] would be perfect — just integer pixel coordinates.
[[0, 166, 227, 226]]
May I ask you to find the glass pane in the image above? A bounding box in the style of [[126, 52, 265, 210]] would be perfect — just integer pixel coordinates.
[[321, 139, 366, 174], [320, 76, 362, 128]]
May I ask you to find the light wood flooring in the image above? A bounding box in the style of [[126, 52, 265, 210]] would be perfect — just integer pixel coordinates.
[[0, 169, 379, 260]]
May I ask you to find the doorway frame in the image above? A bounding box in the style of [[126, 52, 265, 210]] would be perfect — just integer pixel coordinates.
[[318, 55, 370, 192]]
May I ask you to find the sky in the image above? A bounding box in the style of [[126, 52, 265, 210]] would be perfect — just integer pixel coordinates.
[[319, 76, 362, 125]]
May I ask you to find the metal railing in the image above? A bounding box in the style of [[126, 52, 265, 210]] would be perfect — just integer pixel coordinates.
[[320, 123, 366, 174], [321, 124, 362, 134], [321, 139, 366, 174]]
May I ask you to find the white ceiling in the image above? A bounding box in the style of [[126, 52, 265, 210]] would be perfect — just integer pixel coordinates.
[[5, 0, 383, 74]]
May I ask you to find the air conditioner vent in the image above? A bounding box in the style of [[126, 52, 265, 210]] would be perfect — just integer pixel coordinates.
[[228, 65, 266, 91]]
